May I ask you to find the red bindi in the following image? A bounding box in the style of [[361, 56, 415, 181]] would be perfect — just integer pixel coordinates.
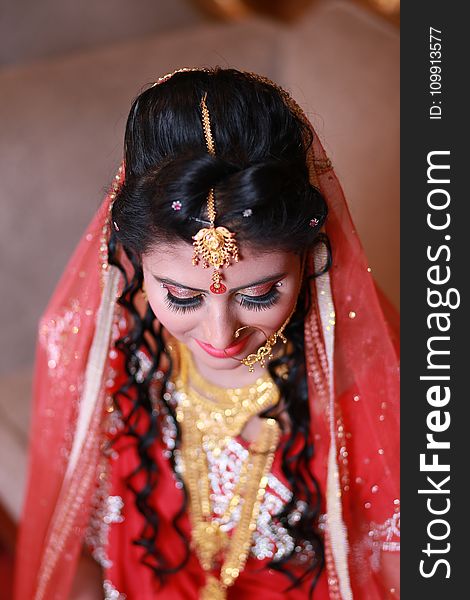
[[210, 282, 227, 294]]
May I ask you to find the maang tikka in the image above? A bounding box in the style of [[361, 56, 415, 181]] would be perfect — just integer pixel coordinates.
[[192, 93, 239, 294], [191, 91, 302, 374]]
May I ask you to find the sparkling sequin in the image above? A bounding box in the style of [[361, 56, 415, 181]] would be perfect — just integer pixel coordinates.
[[40, 299, 85, 379], [368, 511, 400, 570], [134, 349, 153, 383], [84, 358, 124, 567], [85, 476, 125, 569], [103, 579, 127, 599], [163, 391, 304, 561]]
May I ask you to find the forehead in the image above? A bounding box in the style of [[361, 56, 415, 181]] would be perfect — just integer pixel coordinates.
[[142, 241, 298, 288]]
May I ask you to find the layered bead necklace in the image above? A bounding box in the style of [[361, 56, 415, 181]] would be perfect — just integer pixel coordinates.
[[173, 342, 281, 599]]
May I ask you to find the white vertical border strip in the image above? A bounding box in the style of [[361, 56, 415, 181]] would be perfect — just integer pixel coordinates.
[[314, 247, 353, 600], [65, 266, 120, 480]]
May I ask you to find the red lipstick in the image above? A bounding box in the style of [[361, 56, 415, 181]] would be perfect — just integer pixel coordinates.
[[195, 334, 251, 358]]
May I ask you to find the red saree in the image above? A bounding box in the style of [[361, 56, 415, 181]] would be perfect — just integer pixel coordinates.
[[84, 343, 330, 598], [14, 69, 399, 600]]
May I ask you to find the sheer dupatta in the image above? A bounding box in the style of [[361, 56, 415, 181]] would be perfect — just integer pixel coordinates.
[[304, 132, 400, 599], [13, 172, 123, 600], [14, 71, 399, 600]]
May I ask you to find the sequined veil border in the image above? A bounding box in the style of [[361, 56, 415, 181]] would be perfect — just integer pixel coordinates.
[[34, 267, 121, 600]]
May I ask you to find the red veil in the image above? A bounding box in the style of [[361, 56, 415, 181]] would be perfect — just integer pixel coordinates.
[[14, 70, 399, 599]]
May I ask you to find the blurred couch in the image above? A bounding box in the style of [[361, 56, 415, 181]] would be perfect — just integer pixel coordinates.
[[0, 0, 398, 539]]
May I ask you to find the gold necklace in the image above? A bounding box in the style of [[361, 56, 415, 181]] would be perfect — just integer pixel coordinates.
[[178, 343, 279, 455], [173, 342, 281, 599]]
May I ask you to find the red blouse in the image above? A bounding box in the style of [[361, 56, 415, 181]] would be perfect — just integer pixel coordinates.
[[84, 347, 398, 599]]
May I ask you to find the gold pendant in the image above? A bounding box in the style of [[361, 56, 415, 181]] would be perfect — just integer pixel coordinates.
[[201, 575, 226, 600], [173, 342, 281, 596], [193, 520, 228, 568], [192, 223, 239, 293]]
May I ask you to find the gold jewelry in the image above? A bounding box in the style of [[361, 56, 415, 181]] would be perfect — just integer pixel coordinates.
[[234, 322, 289, 373], [173, 342, 281, 598], [192, 93, 239, 294], [233, 255, 307, 372], [151, 67, 208, 87], [101, 163, 123, 285], [178, 342, 279, 454]]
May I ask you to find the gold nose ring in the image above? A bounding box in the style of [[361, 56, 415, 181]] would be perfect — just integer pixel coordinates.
[[223, 325, 286, 372]]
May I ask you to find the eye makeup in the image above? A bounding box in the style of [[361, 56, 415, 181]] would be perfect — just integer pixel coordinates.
[[238, 287, 281, 311], [161, 282, 282, 314], [154, 272, 286, 295], [162, 284, 203, 313], [163, 290, 202, 314]]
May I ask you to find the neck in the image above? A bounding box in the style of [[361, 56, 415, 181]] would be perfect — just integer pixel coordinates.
[[191, 352, 268, 389]]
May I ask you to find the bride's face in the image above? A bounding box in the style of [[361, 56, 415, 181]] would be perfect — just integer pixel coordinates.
[[142, 241, 303, 374]]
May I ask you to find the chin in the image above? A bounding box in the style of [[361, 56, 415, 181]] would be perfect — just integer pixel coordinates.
[[203, 359, 241, 372]]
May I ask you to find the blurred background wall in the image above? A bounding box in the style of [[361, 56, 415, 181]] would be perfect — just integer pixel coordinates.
[[0, 0, 399, 590]]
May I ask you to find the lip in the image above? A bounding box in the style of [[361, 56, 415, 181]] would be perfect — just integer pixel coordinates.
[[195, 333, 251, 358]]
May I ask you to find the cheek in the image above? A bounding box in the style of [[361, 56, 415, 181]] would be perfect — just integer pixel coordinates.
[[260, 293, 296, 328]]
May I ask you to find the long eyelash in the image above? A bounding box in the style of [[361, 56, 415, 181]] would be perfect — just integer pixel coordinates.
[[239, 288, 280, 311], [164, 288, 280, 313], [164, 291, 203, 314]]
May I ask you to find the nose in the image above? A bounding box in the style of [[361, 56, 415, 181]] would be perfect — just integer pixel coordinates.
[[201, 302, 239, 350]]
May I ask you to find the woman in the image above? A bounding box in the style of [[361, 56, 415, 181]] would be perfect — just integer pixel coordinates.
[[14, 68, 399, 599]]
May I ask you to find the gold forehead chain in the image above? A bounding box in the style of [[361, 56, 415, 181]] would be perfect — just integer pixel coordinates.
[[191, 93, 239, 294]]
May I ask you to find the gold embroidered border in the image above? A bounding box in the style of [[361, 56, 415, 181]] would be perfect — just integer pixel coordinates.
[[35, 266, 120, 599], [314, 245, 353, 600]]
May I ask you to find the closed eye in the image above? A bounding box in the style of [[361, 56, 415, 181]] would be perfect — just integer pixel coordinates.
[[164, 289, 203, 314], [238, 287, 280, 311], [162, 283, 282, 313]]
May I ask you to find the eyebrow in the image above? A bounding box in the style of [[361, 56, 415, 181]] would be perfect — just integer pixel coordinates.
[[153, 272, 287, 294]]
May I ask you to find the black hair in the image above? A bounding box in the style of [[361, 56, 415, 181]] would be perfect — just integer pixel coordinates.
[[108, 67, 328, 596]]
